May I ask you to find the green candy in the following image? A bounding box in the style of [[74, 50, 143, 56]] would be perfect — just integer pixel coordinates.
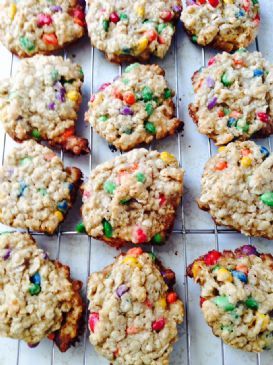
[[119, 12, 128, 20], [120, 198, 131, 205], [157, 23, 167, 34], [136, 172, 146, 183], [144, 121, 156, 134], [76, 222, 86, 233], [99, 115, 108, 122], [152, 233, 164, 245], [252, 0, 259, 4], [145, 102, 154, 116], [50, 69, 59, 82], [124, 63, 140, 73], [164, 88, 172, 99], [212, 264, 221, 272], [38, 188, 47, 196], [245, 297, 259, 310], [236, 119, 249, 133], [19, 157, 32, 166], [102, 19, 109, 31], [121, 47, 131, 55], [221, 72, 234, 87], [213, 296, 235, 312], [192, 35, 198, 43], [223, 108, 231, 115], [19, 36, 35, 52], [149, 252, 156, 262], [235, 48, 247, 54], [122, 78, 129, 85], [103, 219, 113, 238], [124, 128, 133, 135], [142, 86, 153, 101], [31, 129, 41, 140], [153, 96, 160, 104], [104, 181, 116, 194], [260, 192, 273, 207], [29, 283, 41, 296]]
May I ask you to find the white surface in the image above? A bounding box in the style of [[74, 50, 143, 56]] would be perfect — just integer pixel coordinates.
[[1, 1, 273, 364]]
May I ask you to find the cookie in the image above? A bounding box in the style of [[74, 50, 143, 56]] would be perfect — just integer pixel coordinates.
[[188, 245, 273, 352], [85, 63, 182, 151], [0, 0, 86, 57], [0, 232, 84, 351], [189, 50, 273, 145], [88, 247, 184, 364], [181, 0, 260, 52], [0, 140, 82, 234], [86, 0, 182, 63], [81, 149, 184, 247], [0, 55, 89, 155], [199, 141, 273, 239]]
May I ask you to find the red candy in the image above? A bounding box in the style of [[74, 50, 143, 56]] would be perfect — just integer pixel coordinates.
[[204, 250, 222, 266], [167, 292, 178, 304], [257, 112, 269, 123], [37, 13, 52, 27], [99, 82, 111, 91], [145, 29, 158, 42], [112, 88, 123, 100], [158, 36, 165, 45], [152, 318, 166, 331], [159, 193, 166, 206], [200, 297, 207, 307], [110, 12, 120, 23], [208, 57, 216, 66], [208, 0, 219, 7], [160, 10, 173, 22], [89, 312, 99, 332], [73, 8, 85, 20], [134, 228, 147, 244], [197, 0, 206, 4]]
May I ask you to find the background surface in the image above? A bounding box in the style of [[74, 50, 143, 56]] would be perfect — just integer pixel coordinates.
[[1, 1, 273, 364]]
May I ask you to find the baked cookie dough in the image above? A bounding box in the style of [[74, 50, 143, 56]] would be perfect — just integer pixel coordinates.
[[0, 55, 89, 155], [189, 50, 273, 145], [88, 247, 184, 364], [86, 63, 182, 151], [86, 0, 182, 63], [0, 140, 82, 234], [181, 0, 260, 52], [0, 232, 84, 351], [0, 0, 86, 57], [82, 148, 184, 247], [188, 245, 273, 352], [199, 141, 273, 239]]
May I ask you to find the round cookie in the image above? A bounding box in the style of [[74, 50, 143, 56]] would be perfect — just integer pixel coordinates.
[[86, 0, 182, 63], [189, 50, 273, 145], [81, 148, 184, 247], [0, 232, 84, 351], [181, 0, 260, 52], [86, 63, 182, 151], [88, 247, 184, 364], [188, 245, 273, 352], [0, 55, 89, 155], [0, 0, 86, 57], [0, 140, 82, 234], [199, 141, 273, 239]]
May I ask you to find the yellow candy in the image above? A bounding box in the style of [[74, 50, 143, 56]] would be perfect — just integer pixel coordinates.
[[134, 37, 148, 55], [156, 297, 167, 310], [256, 312, 270, 332], [54, 211, 64, 222], [92, 93, 104, 107], [241, 156, 252, 168], [160, 151, 177, 164], [67, 90, 80, 102], [122, 256, 142, 268], [192, 261, 201, 279], [218, 146, 226, 152], [9, 3, 17, 20], [223, 0, 234, 3], [216, 268, 233, 282], [136, 5, 145, 17]]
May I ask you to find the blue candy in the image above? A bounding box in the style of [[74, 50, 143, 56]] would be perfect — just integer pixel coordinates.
[[253, 69, 264, 77], [232, 270, 248, 283], [227, 118, 237, 127], [30, 272, 41, 285], [260, 146, 270, 158], [57, 200, 68, 213], [236, 9, 245, 17], [18, 181, 27, 197], [68, 183, 74, 192]]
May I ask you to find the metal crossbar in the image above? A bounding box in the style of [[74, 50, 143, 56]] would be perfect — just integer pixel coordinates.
[[0, 10, 268, 365]]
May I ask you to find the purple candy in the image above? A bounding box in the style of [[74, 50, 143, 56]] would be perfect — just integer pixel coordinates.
[[240, 245, 258, 256], [172, 4, 182, 11], [48, 102, 55, 110], [55, 82, 66, 102], [120, 106, 134, 116], [28, 342, 40, 348], [206, 76, 215, 88], [3, 249, 11, 260], [77, 0, 86, 7], [116, 284, 129, 297], [186, 0, 196, 5], [207, 96, 218, 110], [50, 5, 62, 12]]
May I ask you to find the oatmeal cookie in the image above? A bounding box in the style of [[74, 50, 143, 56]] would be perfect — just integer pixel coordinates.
[[86, 63, 182, 151], [189, 50, 273, 145], [199, 141, 273, 239], [81, 148, 184, 247], [86, 0, 182, 63], [88, 247, 184, 364], [181, 0, 260, 52], [0, 0, 86, 57], [0, 140, 82, 234], [0, 232, 84, 351], [188, 245, 273, 352]]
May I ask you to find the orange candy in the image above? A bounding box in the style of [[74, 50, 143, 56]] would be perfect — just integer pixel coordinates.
[[123, 92, 136, 105], [214, 161, 228, 171], [61, 127, 74, 139], [241, 148, 251, 156], [235, 264, 248, 274], [42, 33, 58, 45], [167, 292, 178, 304], [127, 247, 143, 256], [218, 110, 225, 118]]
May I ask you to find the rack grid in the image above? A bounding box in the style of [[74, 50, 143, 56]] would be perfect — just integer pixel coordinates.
[[1, 1, 273, 364]]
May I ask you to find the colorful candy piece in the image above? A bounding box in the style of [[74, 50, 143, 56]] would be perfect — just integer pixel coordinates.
[[103, 181, 116, 194], [103, 219, 113, 238], [160, 151, 177, 164], [152, 318, 166, 331], [136, 172, 146, 183], [31, 129, 41, 140], [122, 256, 142, 268], [221, 72, 234, 87], [116, 284, 129, 297], [127, 247, 143, 256], [57, 200, 68, 213], [232, 270, 248, 283], [214, 161, 228, 171], [37, 13, 53, 27], [204, 250, 222, 265], [30, 272, 41, 285], [235, 264, 248, 274], [145, 102, 154, 116], [120, 106, 134, 116], [144, 121, 156, 134], [89, 312, 99, 332], [123, 92, 136, 105], [253, 69, 264, 77], [240, 245, 258, 256], [161, 269, 176, 287], [207, 97, 217, 110], [167, 292, 178, 304], [42, 33, 58, 46], [133, 227, 147, 243], [135, 37, 148, 55], [156, 297, 167, 309], [29, 283, 41, 296], [257, 112, 269, 123], [216, 268, 233, 282], [3, 249, 11, 260], [152, 233, 165, 245], [260, 192, 273, 207], [208, 0, 219, 7], [99, 115, 108, 122], [19, 36, 35, 52], [67, 90, 80, 102], [256, 312, 270, 332], [54, 211, 64, 222], [102, 19, 109, 31], [160, 10, 173, 22], [142, 86, 153, 101], [240, 156, 252, 168], [76, 222, 86, 233], [260, 146, 270, 158], [213, 296, 235, 311], [9, 3, 17, 20], [110, 12, 120, 23], [245, 297, 258, 310]]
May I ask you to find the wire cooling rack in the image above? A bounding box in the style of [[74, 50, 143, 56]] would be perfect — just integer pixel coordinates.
[[1, 1, 273, 364]]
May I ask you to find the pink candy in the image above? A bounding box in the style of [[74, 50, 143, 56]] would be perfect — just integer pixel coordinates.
[[89, 312, 99, 333], [37, 13, 53, 27]]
